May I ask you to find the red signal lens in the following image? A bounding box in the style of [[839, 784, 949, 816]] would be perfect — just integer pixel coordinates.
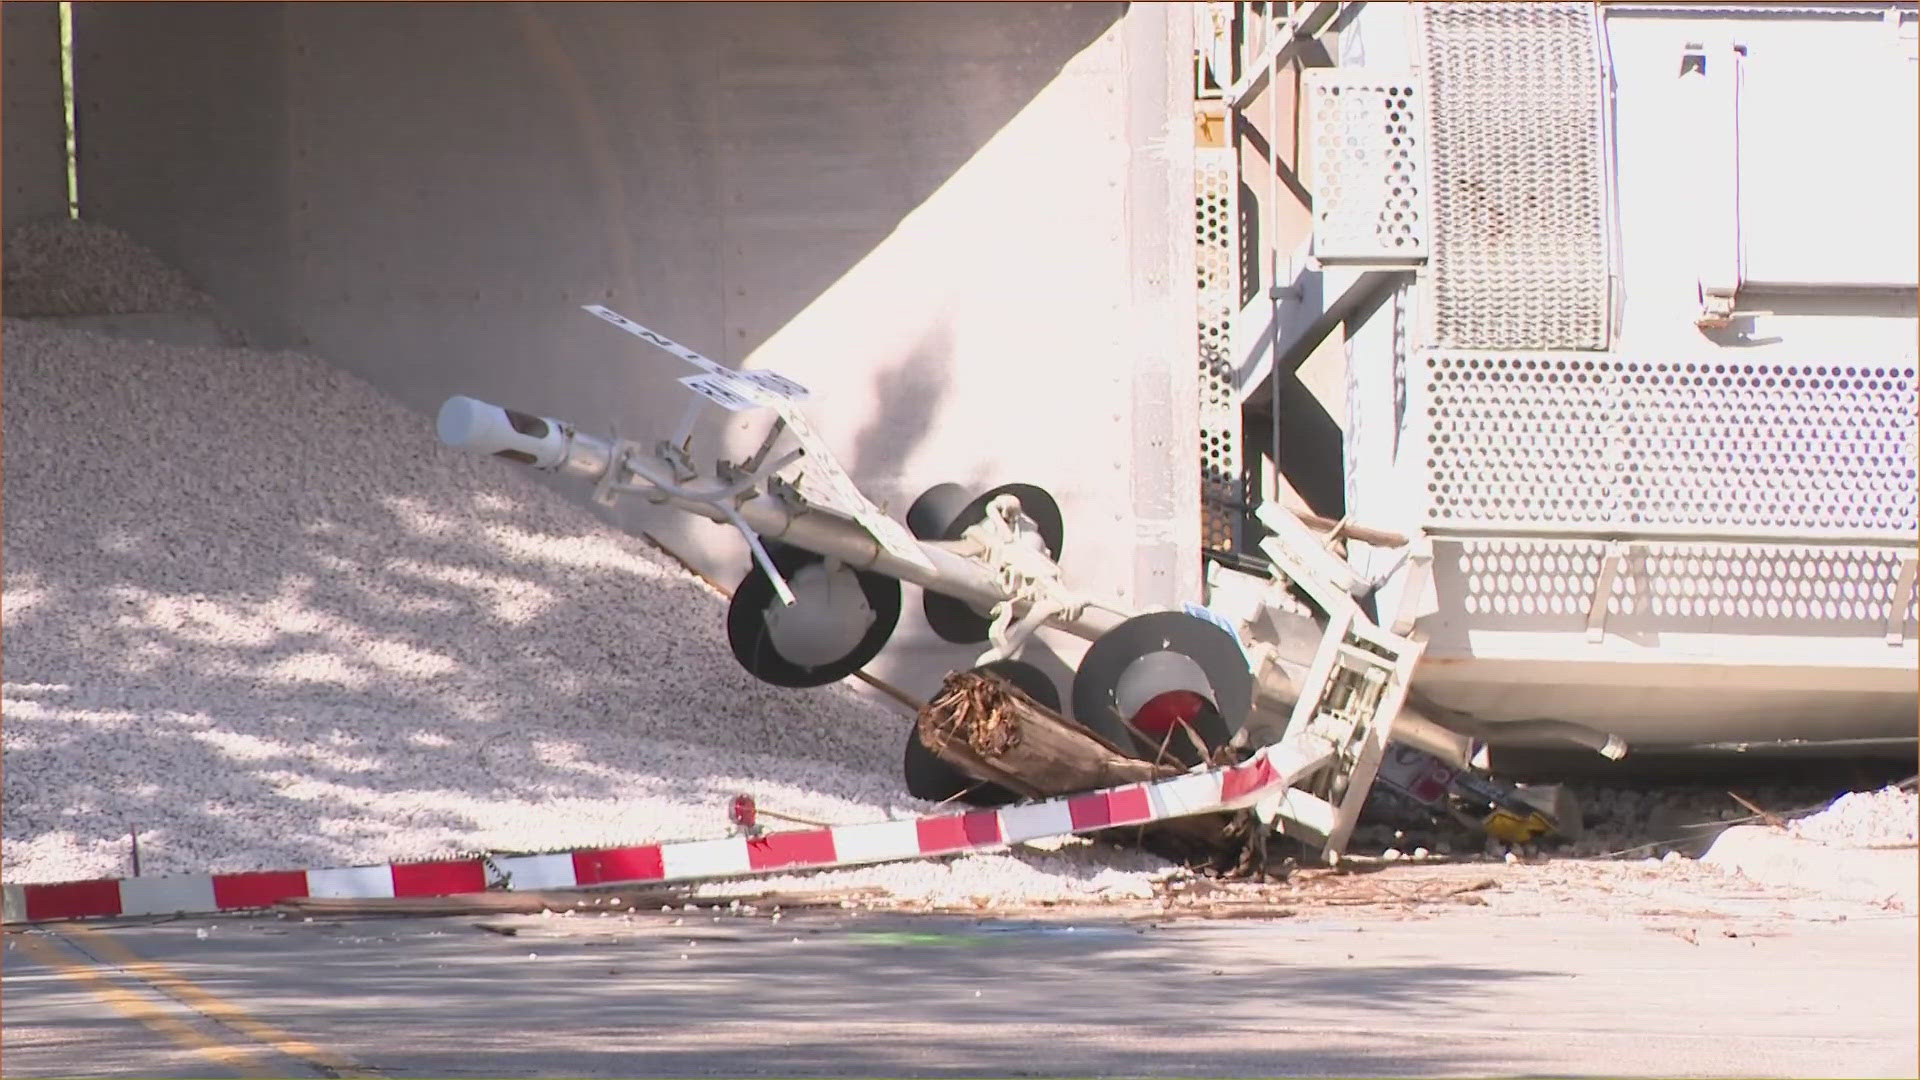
[[1130, 690, 1209, 737]]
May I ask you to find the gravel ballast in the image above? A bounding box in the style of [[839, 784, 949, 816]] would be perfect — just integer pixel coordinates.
[[1788, 783, 1919, 848], [1704, 784, 1918, 911], [3, 219, 218, 318], [0, 318, 1175, 898]]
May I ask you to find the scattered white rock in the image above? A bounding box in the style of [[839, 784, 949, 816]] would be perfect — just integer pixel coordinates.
[[2, 219, 218, 318], [0, 310, 1170, 902], [1788, 785, 1918, 848]]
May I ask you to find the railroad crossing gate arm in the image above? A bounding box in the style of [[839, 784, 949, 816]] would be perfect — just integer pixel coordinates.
[[1, 740, 1328, 924]]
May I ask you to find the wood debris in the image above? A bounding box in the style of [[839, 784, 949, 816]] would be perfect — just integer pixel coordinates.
[[916, 670, 1274, 874]]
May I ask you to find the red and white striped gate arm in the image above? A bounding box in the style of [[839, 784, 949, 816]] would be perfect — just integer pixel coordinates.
[[2, 739, 1331, 924]]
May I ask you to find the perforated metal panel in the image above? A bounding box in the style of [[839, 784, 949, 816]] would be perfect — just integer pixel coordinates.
[[1417, 351, 1920, 541], [1448, 538, 1918, 631], [1416, 2, 1612, 350], [1303, 70, 1429, 264], [1196, 147, 1242, 554]]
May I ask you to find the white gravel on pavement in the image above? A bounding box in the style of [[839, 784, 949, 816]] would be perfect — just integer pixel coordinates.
[[0, 315, 1173, 899], [1788, 783, 1919, 848]]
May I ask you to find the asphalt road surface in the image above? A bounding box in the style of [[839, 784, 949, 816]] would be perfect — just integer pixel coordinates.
[[4, 879, 1915, 1079]]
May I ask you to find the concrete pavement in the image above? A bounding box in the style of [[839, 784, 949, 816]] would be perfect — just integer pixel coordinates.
[[4, 886, 1915, 1078]]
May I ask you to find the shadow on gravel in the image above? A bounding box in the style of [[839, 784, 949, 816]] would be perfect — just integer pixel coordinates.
[[0, 325, 932, 878]]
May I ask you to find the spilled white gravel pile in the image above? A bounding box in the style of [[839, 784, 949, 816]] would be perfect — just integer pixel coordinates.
[[3, 219, 218, 317], [0, 314, 1171, 899], [1789, 783, 1919, 848]]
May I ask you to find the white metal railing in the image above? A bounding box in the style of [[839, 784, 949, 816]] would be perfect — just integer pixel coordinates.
[[1195, 2, 1345, 106]]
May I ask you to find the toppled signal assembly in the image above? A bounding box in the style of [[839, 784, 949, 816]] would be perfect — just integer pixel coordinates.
[[437, 307, 1607, 864]]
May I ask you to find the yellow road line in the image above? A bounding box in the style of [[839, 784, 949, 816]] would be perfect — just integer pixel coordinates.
[[11, 931, 276, 1077], [63, 924, 375, 1079]]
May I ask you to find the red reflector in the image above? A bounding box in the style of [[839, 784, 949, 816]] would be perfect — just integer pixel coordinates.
[[746, 829, 837, 870], [212, 870, 311, 911], [730, 794, 757, 829], [24, 879, 123, 921], [391, 859, 487, 897], [1130, 690, 1208, 736], [572, 846, 665, 885]]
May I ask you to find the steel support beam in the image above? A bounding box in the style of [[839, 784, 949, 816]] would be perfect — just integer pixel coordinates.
[[1224, 1, 1344, 109], [1236, 265, 1407, 409]]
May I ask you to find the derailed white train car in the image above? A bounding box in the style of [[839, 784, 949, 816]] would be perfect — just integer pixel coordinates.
[[1207, 1, 1917, 757]]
